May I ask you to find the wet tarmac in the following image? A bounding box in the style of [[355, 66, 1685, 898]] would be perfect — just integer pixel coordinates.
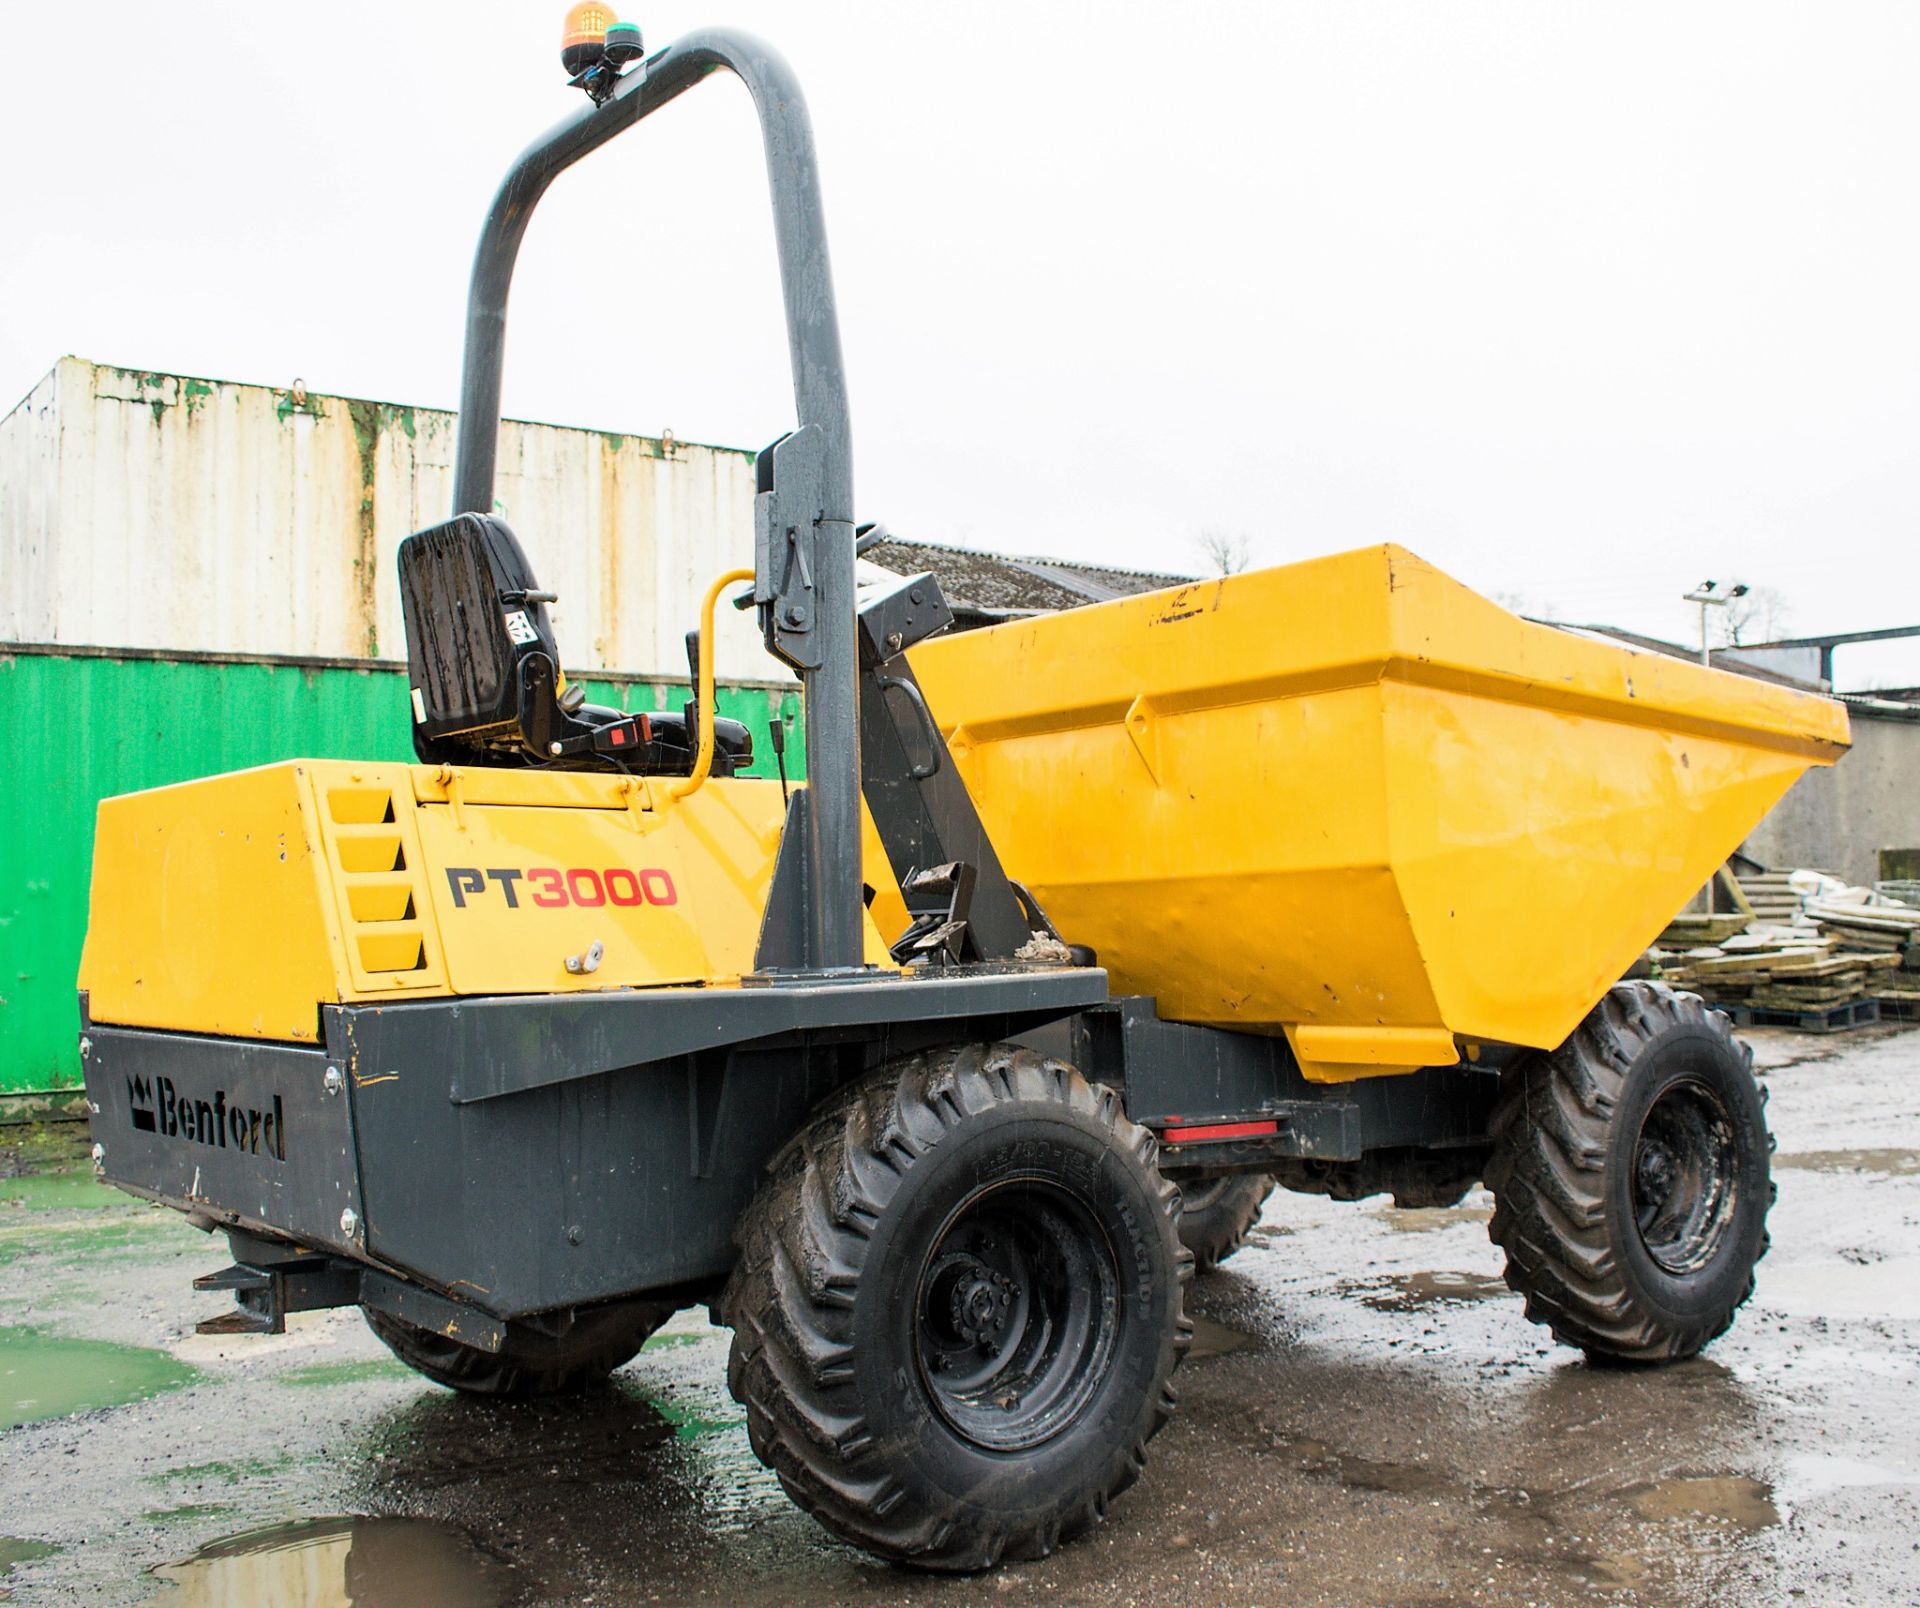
[[1, 1023, 1916, 1605]]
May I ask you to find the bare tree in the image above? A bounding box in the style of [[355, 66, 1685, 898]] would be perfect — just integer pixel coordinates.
[[1489, 590, 1559, 622], [1718, 584, 1792, 647], [1194, 528, 1251, 576]]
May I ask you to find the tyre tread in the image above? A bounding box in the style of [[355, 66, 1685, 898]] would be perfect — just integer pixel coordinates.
[[1488, 981, 1772, 1364], [720, 1042, 1191, 1570]]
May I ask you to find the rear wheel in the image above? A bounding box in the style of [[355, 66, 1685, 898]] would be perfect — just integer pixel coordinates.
[[721, 1043, 1191, 1570], [1486, 982, 1772, 1364], [1174, 1173, 1275, 1272], [362, 1298, 674, 1398]]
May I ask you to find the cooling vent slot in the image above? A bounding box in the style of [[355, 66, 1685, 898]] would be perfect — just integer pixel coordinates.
[[314, 780, 445, 990]]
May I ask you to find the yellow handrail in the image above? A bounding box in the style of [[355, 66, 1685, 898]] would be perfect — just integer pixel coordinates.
[[670, 567, 757, 799]]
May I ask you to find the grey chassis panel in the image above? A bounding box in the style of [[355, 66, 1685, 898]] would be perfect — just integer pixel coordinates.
[[339, 966, 1110, 1106], [334, 967, 1108, 1318], [80, 1014, 366, 1260], [1021, 998, 1502, 1167]]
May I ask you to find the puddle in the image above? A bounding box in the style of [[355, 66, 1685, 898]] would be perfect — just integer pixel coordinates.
[[358, 1377, 784, 1538], [363, 1380, 679, 1489], [1757, 1256, 1920, 1322], [1270, 1431, 1452, 1496], [0, 1170, 124, 1211], [1621, 1474, 1778, 1530], [1355, 1270, 1511, 1311], [1187, 1315, 1260, 1360], [1331, 1451, 1452, 1496], [0, 1537, 59, 1573], [0, 1326, 198, 1429], [1775, 1148, 1920, 1177], [1780, 1453, 1920, 1501], [1376, 1202, 1494, 1234], [143, 1518, 513, 1607]]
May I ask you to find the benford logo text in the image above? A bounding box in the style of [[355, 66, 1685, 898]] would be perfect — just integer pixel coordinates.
[[127, 1075, 287, 1162]]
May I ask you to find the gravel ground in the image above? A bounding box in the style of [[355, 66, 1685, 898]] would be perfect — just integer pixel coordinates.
[[0, 1022, 1915, 1606]]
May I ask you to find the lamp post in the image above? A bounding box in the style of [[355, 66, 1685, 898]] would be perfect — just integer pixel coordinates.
[[1682, 580, 1749, 666]]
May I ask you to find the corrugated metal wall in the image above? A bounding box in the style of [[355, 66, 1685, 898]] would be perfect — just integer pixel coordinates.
[[0, 647, 802, 1097], [0, 358, 774, 683]]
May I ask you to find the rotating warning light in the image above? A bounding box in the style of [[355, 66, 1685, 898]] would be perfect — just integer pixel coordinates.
[[561, 6, 642, 104], [604, 21, 644, 66], [561, 4, 616, 78]]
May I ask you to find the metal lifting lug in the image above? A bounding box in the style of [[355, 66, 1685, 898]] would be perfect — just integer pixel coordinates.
[[754, 427, 833, 672]]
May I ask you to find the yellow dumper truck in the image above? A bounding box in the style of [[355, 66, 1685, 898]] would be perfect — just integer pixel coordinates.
[[77, 17, 1848, 1571]]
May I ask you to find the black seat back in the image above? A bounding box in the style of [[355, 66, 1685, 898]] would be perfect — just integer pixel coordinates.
[[397, 513, 756, 777], [398, 514, 559, 759]]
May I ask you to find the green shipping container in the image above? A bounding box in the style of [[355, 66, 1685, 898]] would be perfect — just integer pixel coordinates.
[[0, 646, 803, 1098]]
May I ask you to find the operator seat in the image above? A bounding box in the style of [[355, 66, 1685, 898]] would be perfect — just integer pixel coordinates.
[[397, 513, 753, 777]]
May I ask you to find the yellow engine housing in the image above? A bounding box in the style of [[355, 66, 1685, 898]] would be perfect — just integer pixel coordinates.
[[80, 762, 891, 1044]]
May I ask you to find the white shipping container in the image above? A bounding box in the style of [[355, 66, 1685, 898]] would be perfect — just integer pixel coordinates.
[[0, 357, 779, 683]]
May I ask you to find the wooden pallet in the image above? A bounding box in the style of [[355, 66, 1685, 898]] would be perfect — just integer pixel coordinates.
[[1723, 998, 1882, 1033]]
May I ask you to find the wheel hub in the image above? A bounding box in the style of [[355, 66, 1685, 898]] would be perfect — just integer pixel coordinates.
[[933, 1255, 1020, 1350], [1631, 1078, 1738, 1276], [1636, 1144, 1676, 1200], [913, 1182, 1120, 1453]]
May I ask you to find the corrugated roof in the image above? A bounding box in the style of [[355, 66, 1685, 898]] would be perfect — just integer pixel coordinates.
[[864, 537, 1191, 619]]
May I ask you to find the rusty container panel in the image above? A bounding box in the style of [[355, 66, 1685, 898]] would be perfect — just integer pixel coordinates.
[[0, 358, 772, 683]]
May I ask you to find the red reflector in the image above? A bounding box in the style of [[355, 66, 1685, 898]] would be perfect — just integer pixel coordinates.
[[610, 724, 628, 745], [640, 714, 653, 741], [1161, 1119, 1279, 1144]]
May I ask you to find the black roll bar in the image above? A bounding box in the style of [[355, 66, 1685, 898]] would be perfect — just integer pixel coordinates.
[[449, 30, 864, 973]]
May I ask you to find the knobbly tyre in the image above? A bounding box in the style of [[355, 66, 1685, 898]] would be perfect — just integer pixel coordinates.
[[77, 9, 1849, 1570]]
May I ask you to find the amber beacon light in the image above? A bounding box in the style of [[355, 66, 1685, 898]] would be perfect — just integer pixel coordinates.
[[561, 6, 644, 102]]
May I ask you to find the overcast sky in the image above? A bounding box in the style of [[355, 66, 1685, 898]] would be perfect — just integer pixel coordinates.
[[3, 3, 1914, 688]]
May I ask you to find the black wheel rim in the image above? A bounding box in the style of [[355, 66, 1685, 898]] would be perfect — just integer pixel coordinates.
[[1631, 1078, 1738, 1275], [913, 1180, 1120, 1453]]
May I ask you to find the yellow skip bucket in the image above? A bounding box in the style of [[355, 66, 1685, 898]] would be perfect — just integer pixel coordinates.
[[905, 545, 1850, 1082]]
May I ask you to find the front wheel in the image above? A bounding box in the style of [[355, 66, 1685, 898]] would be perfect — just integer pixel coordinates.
[[1486, 982, 1772, 1364], [721, 1043, 1191, 1570]]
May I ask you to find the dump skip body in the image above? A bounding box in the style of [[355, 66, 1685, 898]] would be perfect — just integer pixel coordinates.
[[907, 545, 1850, 1081]]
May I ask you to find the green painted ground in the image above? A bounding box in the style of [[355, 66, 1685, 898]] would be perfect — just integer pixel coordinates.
[[0, 1326, 198, 1430], [278, 1357, 413, 1389], [0, 1169, 121, 1212], [142, 1453, 296, 1489], [639, 1329, 707, 1351], [0, 1537, 60, 1573]]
